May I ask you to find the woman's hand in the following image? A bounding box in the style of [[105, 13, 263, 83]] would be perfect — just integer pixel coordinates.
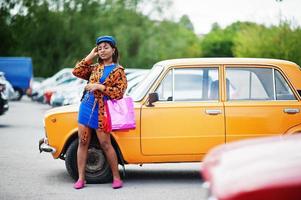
[[84, 47, 98, 62], [85, 83, 105, 92]]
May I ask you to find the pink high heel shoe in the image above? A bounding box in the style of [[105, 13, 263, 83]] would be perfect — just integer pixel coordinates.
[[73, 180, 85, 189], [112, 179, 123, 189]]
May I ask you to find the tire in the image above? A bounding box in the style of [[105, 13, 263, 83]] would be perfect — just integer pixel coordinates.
[[13, 88, 23, 101], [65, 139, 112, 183]]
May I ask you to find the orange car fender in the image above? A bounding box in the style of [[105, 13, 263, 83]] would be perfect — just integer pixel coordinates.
[[284, 124, 301, 135], [58, 128, 79, 159], [59, 129, 125, 165]]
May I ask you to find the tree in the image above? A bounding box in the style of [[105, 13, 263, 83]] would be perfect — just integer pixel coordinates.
[[233, 21, 301, 66], [179, 15, 194, 31], [0, 1, 14, 55], [134, 20, 200, 67], [200, 21, 256, 57], [0, 0, 201, 75]]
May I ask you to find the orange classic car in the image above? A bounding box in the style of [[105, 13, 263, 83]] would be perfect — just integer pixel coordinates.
[[39, 58, 301, 183]]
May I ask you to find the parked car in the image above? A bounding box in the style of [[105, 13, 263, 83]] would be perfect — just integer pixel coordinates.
[[51, 88, 82, 107], [126, 70, 150, 95], [50, 69, 149, 107], [0, 72, 17, 100], [50, 78, 86, 107], [39, 58, 301, 183], [26, 77, 45, 97], [201, 134, 301, 200], [0, 57, 33, 100], [43, 77, 77, 104], [32, 68, 73, 102], [125, 68, 147, 76], [0, 75, 9, 115]]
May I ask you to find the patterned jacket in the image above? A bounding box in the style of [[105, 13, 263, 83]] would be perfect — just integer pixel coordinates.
[[72, 59, 127, 132]]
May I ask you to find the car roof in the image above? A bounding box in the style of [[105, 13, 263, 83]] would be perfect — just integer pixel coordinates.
[[156, 58, 298, 67]]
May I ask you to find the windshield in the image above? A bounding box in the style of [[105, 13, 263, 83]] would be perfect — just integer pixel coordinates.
[[130, 64, 164, 101]]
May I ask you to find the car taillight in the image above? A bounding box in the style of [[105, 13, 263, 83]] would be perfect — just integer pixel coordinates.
[[45, 91, 53, 96], [0, 84, 5, 92]]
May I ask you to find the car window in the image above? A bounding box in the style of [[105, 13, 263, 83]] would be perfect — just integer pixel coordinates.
[[275, 70, 296, 100], [226, 68, 273, 100], [155, 67, 219, 101], [226, 67, 296, 101], [54, 70, 73, 82], [57, 77, 77, 85], [156, 70, 172, 101]]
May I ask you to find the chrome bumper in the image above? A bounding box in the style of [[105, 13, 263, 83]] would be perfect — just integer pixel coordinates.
[[39, 138, 56, 154]]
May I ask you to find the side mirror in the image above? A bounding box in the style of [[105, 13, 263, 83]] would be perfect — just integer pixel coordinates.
[[147, 92, 159, 107]]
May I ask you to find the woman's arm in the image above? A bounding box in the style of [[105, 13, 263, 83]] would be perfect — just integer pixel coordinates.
[[85, 67, 127, 99], [102, 68, 127, 100], [72, 47, 98, 80]]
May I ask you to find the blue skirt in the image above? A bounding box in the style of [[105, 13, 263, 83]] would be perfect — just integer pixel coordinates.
[[78, 91, 99, 129]]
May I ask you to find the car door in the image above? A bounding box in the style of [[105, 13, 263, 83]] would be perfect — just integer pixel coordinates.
[[141, 66, 225, 155], [224, 66, 301, 142]]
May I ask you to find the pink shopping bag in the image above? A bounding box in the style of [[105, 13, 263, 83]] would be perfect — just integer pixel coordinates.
[[106, 96, 136, 130]]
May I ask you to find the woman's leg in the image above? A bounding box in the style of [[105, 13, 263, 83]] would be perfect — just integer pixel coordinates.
[[95, 130, 121, 181], [77, 124, 92, 181]]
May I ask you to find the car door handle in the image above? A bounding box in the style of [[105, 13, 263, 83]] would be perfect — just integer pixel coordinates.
[[283, 108, 300, 114], [205, 109, 222, 115]]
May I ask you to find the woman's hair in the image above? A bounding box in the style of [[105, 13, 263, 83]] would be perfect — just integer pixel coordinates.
[[97, 43, 119, 64]]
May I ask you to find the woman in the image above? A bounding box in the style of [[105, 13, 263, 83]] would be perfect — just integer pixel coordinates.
[[72, 36, 127, 189]]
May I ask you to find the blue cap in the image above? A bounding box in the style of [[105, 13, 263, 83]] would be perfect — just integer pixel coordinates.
[[96, 35, 116, 46]]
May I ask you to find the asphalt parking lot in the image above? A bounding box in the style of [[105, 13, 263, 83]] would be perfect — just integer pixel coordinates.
[[0, 97, 206, 200]]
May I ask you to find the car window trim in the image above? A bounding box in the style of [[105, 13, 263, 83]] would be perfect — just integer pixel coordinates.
[[156, 66, 219, 102], [225, 65, 298, 102], [273, 68, 298, 101], [272, 69, 276, 100], [172, 68, 175, 101]]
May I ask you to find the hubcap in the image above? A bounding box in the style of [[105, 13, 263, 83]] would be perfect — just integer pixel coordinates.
[[86, 147, 106, 173]]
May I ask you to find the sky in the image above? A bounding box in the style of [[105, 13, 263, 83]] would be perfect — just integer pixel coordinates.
[[155, 0, 301, 34]]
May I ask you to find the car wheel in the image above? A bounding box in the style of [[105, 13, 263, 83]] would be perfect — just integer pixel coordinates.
[[65, 139, 112, 183], [13, 88, 23, 101]]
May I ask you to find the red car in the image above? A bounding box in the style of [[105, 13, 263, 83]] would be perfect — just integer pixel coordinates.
[[201, 134, 301, 200]]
